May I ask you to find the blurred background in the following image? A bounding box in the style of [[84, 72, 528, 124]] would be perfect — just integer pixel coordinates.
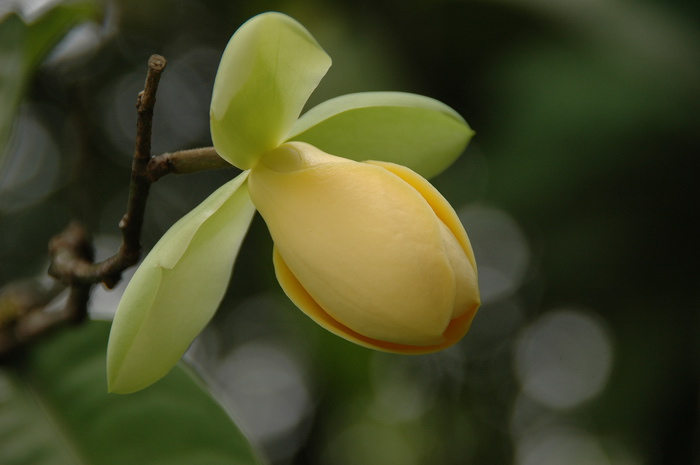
[[1, 0, 699, 464]]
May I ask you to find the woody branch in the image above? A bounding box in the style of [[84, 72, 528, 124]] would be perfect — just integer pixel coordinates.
[[0, 54, 231, 357]]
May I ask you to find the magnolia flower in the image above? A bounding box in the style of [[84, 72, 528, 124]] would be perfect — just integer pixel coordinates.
[[107, 12, 479, 394]]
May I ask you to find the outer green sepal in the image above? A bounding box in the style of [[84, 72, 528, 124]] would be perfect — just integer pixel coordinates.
[[288, 92, 474, 179], [107, 172, 255, 393], [210, 12, 331, 169]]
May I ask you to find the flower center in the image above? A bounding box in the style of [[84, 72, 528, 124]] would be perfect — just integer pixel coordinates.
[[260, 144, 303, 172]]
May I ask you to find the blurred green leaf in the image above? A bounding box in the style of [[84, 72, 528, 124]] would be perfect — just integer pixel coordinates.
[[0, 320, 264, 465], [0, 2, 98, 171]]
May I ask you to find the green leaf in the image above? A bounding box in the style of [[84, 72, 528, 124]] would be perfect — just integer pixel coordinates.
[[0, 2, 99, 171], [288, 92, 474, 179], [107, 172, 255, 393], [0, 320, 263, 465], [210, 12, 331, 170]]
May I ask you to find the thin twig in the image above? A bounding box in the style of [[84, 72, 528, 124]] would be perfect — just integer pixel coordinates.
[[118, 54, 168, 273], [0, 222, 93, 357], [1, 53, 234, 358], [46, 147, 232, 289], [47, 55, 167, 290]]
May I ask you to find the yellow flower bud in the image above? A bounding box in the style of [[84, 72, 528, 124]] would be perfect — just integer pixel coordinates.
[[248, 142, 480, 354]]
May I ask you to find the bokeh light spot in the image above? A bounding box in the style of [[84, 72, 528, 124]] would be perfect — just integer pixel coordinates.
[[515, 309, 613, 409], [517, 425, 612, 465], [214, 342, 311, 450], [458, 205, 530, 303], [1, 105, 60, 213]]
